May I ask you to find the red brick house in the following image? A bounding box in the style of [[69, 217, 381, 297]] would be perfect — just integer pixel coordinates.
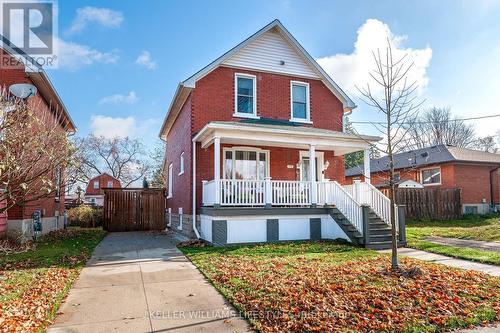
[[1, 46, 76, 239], [84, 174, 122, 206], [159, 20, 403, 249], [345, 145, 500, 215]]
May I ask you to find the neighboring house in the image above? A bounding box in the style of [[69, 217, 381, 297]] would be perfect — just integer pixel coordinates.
[[0, 46, 77, 239], [159, 20, 402, 249], [345, 145, 500, 215], [85, 174, 122, 206]]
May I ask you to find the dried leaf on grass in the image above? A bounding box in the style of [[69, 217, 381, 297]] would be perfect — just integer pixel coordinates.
[[198, 254, 500, 332]]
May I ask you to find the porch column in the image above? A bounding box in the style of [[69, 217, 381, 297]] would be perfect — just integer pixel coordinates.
[[214, 137, 221, 207], [309, 145, 317, 207], [363, 148, 371, 184]]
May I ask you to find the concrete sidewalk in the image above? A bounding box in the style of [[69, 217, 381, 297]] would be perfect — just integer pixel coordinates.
[[380, 247, 500, 276], [425, 236, 500, 253], [48, 232, 252, 333]]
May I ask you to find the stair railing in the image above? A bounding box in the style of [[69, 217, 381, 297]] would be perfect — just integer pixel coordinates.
[[353, 181, 398, 229], [322, 181, 363, 235]]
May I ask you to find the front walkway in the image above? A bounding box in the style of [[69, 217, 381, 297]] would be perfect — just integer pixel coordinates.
[[380, 248, 500, 276], [425, 236, 500, 253], [48, 232, 252, 333]]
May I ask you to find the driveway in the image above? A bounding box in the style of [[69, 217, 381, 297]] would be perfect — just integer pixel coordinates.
[[49, 232, 252, 333]]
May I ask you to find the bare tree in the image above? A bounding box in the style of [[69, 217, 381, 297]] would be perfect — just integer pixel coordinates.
[[473, 135, 499, 153], [356, 40, 423, 270], [0, 91, 74, 214], [68, 135, 151, 189], [405, 107, 476, 149], [149, 141, 166, 188], [344, 118, 380, 169]]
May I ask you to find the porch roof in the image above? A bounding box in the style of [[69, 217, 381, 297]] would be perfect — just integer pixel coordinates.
[[193, 121, 381, 155]]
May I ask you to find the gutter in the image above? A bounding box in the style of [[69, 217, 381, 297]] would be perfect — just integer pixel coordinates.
[[191, 140, 201, 239]]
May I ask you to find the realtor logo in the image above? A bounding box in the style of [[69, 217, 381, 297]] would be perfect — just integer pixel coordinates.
[[1, 0, 57, 67]]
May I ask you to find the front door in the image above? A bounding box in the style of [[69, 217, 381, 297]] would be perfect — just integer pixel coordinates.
[[299, 151, 324, 182], [300, 157, 320, 181]]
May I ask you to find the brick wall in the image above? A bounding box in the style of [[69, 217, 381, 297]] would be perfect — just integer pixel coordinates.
[[165, 94, 193, 215], [1, 49, 67, 220], [453, 163, 497, 204], [191, 66, 344, 133]]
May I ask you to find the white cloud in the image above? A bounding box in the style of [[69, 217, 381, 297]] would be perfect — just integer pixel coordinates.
[[98, 91, 138, 106], [67, 7, 123, 35], [90, 115, 161, 141], [56, 38, 119, 70], [90, 115, 135, 138], [135, 51, 157, 70], [317, 19, 432, 96]]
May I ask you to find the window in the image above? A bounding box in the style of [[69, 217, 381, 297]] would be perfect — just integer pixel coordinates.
[[107, 181, 113, 188], [394, 172, 401, 182], [167, 163, 173, 198], [179, 152, 184, 175], [421, 167, 441, 185], [93, 181, 99, 189], [290, 81, 310, 122], [234, 73, 257, 118], [223, 148, 269, 180]]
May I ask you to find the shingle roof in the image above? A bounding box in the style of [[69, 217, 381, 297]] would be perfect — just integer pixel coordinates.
[[345, 145, 500, 176]]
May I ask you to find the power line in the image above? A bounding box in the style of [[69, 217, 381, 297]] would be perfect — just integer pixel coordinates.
[[350, 114, 500, 124]]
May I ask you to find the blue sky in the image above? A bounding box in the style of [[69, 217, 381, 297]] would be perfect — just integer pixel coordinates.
[[44, 0, 500, 146]]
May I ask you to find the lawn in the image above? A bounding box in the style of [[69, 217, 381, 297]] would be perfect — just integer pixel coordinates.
[[407, 214, 500, 265], [0, 228, 106, 333], [180, 241, 499, 333]]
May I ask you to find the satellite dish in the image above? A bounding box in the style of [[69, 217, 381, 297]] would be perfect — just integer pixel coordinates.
[[9, 83, 37, 99]]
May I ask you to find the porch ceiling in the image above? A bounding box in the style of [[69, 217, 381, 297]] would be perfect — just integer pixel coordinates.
[[193, 121, 381, 155]]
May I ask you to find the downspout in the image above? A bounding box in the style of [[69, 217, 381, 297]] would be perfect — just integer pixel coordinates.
[[490, 166, 500, 210], [191, 140, 201, 239]]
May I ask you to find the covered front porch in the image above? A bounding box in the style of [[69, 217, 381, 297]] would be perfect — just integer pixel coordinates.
[[191, 121, 404, 248], [194, 121, 378, 209]]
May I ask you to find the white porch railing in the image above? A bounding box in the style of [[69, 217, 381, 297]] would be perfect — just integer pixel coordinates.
[[272, 180, 311, 206], [201, 179, 395, 234], [220, 179, 265, 206], [318, 181, 363, 234], [202, 180, 216, 206], [344, 181, 397, 228]]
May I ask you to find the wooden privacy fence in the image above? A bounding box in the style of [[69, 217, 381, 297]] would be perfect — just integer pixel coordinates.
[[103, 188, 166, 232], [381, 188, 462, 220]]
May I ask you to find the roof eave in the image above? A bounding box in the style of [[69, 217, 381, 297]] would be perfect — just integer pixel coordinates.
[[158, 83, 192, 140]]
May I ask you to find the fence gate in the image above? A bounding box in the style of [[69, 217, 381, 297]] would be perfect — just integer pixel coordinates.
[[103, 188, 166, 232]]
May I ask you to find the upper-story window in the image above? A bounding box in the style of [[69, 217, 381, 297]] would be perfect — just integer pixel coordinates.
[[290, 81, 310, 123], [93, 181, 99, 189], [234, 73, 257, 118], [107, 181, 113, 188]]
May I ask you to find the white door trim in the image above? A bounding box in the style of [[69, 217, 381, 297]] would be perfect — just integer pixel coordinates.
[[299, 150, 324, 181]]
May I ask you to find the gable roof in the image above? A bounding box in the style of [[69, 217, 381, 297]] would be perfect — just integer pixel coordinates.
[[345, 145, 500, 176], [0, 37, 77, 133], [159, 19, 356, 140], [88, 173, 121, 185]]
